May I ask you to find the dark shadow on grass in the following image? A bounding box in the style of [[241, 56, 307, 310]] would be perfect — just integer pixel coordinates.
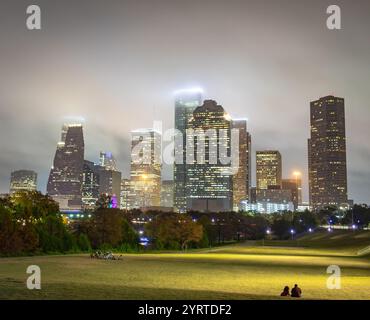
[[0, 282, 282, 300]]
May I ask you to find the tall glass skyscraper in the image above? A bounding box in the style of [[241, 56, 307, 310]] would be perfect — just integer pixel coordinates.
[[98, 168, 122, 208], [96, 151, 121, 208], [173, 88, 203, 212], [161, 180, 174, 208], [130, 128, 162, 208], [256, 151, 282, 190], [82, 160, 100, 210], [186, 100, 233, 212], [231, 119, 251, 211], [47, 124, 85, 210], [308, 96, 348, 210], [99, 151, 118, 171]]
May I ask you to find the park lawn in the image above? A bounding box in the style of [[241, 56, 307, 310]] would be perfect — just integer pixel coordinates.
[[0, 244, 369, 300]]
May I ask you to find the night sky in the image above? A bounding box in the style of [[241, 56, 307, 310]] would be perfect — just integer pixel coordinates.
[[0, 0, 369, 203]]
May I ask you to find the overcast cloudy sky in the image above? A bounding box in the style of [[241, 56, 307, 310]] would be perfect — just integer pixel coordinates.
[[0, 0, 369, 203]]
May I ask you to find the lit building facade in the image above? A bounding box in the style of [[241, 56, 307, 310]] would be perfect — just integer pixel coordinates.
[[186, 100, 233, 212], [82, 160, 100, 210], [98, 168, 122, 208], [256, 151, 282, 190], [130, 128, 161, 209], [47, 124, 85, 210], [161, 180, 174, 208], [231, 119, 251, 211], [282, 178, 299, 210], [256, 188, 293, 206], [240, 200, 294, 214], [99, 151, 118, 171], [120, 178, 132, 210], [9, 170, 37, 194], [308, 96, 348, 210], [173, 89, 203, 212]]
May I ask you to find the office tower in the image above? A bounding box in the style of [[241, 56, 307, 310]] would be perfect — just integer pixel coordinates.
[[47, 124, 84, 210], [308, 96, 348, 210], [120, 178, 132, 210], [282, 178, 299, 210], [231, 119, 252, 211], [9, 170, 37, 194], [256, 188, 293, 207], [240, 201, 294, 214], [130, 128, 161, 209], [293, 172, 303, 205], [186, 100, 233, 212], [173, 88, 203, 213], [99, 151, 118, 171], [161, 180, 174, 208], [96, 150, 121, 207], [98, 169, 122, 208], [256, 151, 282, 190], [250, 187, 257, 203], [82, 160, 100, 210]]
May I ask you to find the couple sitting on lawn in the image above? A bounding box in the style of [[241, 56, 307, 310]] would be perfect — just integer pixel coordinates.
[[280, 284, 302, 298]]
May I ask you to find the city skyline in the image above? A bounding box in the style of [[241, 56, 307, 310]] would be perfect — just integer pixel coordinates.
[[1, 0, 370, 204], [0, 92, 363, 207]]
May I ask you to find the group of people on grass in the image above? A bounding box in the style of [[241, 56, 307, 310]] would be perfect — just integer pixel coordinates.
[[280, 284, 302, 298]]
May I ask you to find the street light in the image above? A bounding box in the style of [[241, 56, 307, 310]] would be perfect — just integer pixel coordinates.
[[263, 229, 270, 246], [293, 171, 301, 178]]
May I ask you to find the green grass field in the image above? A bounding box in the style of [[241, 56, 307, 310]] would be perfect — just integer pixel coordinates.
[[0, 230, 369, 300]]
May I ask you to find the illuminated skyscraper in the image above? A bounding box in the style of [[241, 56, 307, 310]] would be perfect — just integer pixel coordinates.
[[98, 168, 122, 208], [173, 88, 203, 212], [186, 100, 233, 212], [293, 172, 303, 205], [47, 124, 84, 210], [99, 151, 118, 171], [308, 96, 348, 210], [256, 151, 282, 190], [120, 178, 132, 210], [130, 128, 161, 208], [82, 160, 100, 210], [96, 151, 121, 207], [9, 170, 37, 194], [231, 119, 251, 211], [282, 178, 299, 209], [161, 180, 174, 208]]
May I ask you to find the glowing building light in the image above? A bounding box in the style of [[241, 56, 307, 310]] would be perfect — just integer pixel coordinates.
[[173, 87, 204, 96]]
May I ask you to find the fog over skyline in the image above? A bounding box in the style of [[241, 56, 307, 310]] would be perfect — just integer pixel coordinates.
[[0, 0, 369, 203]]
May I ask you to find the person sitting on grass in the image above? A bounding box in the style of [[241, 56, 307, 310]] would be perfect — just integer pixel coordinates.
[[280, 286, 290, 296], [291, 284, 302, 298]]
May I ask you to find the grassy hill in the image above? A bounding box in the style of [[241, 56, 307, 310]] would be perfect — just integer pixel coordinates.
[[0, 231, 369, 300], [257, 230, 370, 256]]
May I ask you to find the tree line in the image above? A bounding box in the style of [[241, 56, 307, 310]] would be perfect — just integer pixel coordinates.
[[1, 191, 369, 256]]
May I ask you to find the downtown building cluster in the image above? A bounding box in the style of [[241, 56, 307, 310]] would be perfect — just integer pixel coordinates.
[[4, 92, 349, 214]]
